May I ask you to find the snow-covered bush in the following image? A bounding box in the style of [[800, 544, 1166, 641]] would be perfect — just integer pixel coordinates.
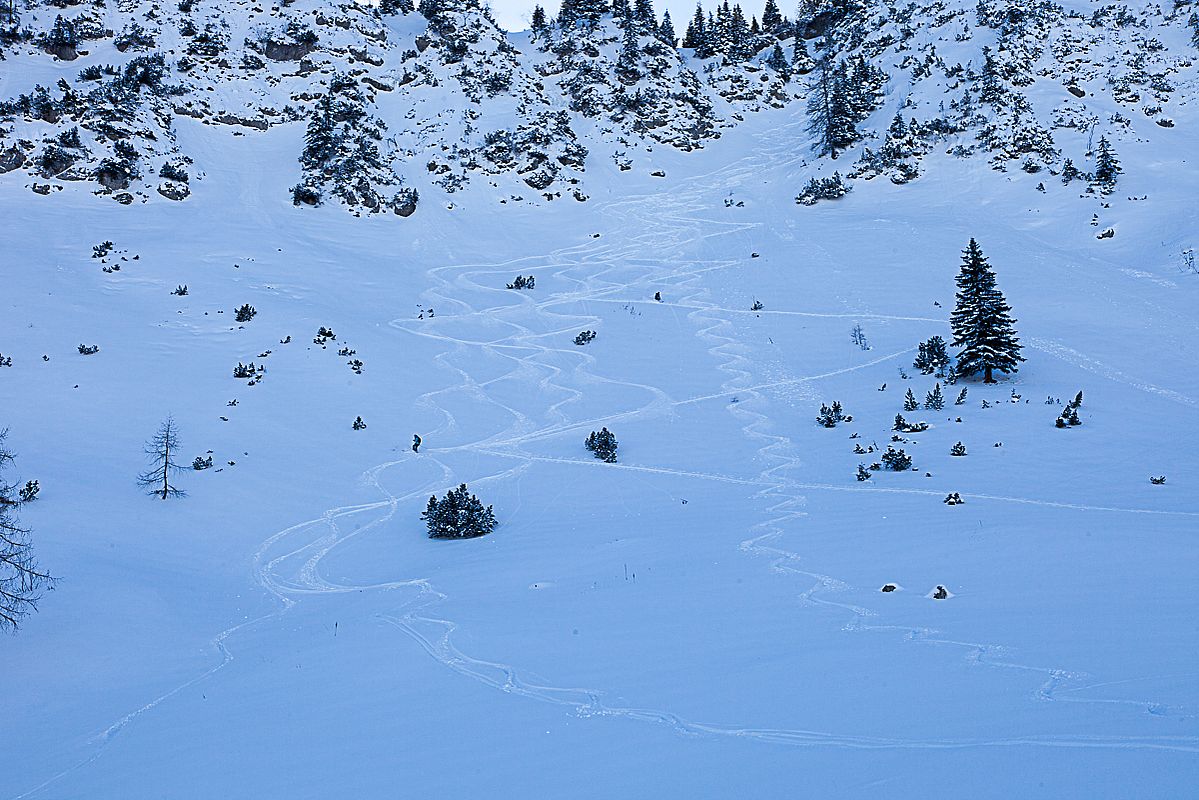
[[796, 172, 851, 205]]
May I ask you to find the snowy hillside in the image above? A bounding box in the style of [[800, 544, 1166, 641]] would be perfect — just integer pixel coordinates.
[[2, 0, 1198, 797]]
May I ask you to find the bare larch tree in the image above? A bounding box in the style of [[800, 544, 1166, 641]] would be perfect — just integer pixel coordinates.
[[138, 416, 186, 499], [1, 430, 52, 632]]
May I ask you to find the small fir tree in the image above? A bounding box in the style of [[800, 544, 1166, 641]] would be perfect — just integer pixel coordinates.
[[1092, 136, 1121, 194], [925, 383, 945, 410]]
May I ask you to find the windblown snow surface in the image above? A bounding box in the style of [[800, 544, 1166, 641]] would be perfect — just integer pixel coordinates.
[[3, 17, 1199, 800]]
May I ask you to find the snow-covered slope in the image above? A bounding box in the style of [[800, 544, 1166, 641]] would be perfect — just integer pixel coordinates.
[[1, 1, 1198, 797]]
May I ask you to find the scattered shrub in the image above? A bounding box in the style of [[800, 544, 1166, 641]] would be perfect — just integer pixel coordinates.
[[816, 401, 848, 428]]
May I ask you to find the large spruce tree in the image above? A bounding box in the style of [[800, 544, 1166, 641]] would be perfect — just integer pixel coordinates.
[[950, 239, 1023, 383]]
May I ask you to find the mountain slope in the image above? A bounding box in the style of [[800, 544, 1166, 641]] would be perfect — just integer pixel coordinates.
[[1, 1, 1198, 798]]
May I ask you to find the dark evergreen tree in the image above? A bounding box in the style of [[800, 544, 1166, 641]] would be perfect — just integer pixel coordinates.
[[727, 3, 751, 61], [925, 383, 945, 410], [977, 46, 1004, 105], [761, 0, 782, 32], [950, 239, 1024, 383], [856, 464, 871, 481], [634, 0, 656, 31], [530, 4, 549, 35], [658, 10, 677, 46], [616, 25, 642, 84], [765, 43, 789, 76], [807, 56, 857, 158], [559, 0, 609, 27], [903, 388, 919, 411], [1060, 158, 1081, 184], [1093, 136, 1121, 194], [683, 3, 706, 50], [790, 35, 814, 74]]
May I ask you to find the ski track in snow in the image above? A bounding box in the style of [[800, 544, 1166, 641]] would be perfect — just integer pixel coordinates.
[[19, 126, 1199, 799]]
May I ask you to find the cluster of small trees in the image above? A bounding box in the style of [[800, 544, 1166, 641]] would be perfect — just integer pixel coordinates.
[[816, 401, 848, 428], [422, 484, 497, 539], [913, 336, 951, 377], [293, 73, 417, 215], [806, 55, 887, 159], [586, 427, 619, 462], [1055, 391, 1084, 428], [683, 0, 790, 63], [507, 274, 536, 290], [796, 172, 851, 205]]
